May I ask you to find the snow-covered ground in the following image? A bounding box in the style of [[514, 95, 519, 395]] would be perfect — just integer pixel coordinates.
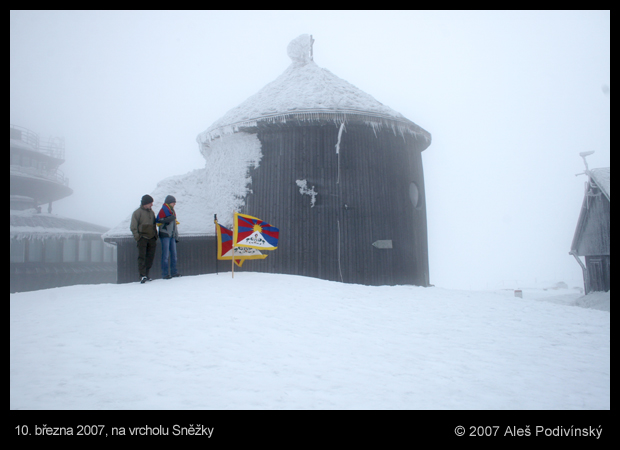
[[10, 273, 609, 410]]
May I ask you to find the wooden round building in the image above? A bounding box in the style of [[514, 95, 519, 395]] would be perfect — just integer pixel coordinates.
[[197, 35, 432, 286]]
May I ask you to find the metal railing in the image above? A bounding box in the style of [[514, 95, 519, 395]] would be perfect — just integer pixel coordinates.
[[10, 164, 70, 186], [10, 124, 65, 161]]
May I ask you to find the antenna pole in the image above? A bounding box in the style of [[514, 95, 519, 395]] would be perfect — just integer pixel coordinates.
[[214, 214, 218, 275], [580, 151, 595, 172], [576, 151, 595, 177]]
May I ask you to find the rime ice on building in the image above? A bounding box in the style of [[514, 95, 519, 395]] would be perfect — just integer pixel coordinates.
[[106, 35, 432, 286]]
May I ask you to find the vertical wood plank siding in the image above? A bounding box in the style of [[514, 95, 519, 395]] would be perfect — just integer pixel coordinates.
[[244, 120, 429, 286], [574, 193, 610, 256], [573, 189, 610, 292]]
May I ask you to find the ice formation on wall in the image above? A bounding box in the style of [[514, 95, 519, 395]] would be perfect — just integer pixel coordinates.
[[335, 122, 345, 154], [295, 179, 317, 208], [104, 132, 262, 238], [202, 132, 263, 225]]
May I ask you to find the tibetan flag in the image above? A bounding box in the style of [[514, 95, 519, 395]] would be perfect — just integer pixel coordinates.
[[233, 212, 279, 251], [216, 221, 267, 267]]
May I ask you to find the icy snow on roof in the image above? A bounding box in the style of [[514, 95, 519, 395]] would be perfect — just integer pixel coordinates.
[[590, 167, 610, 201], [10, 209, 109, 240], [197, 34, 430, 147]]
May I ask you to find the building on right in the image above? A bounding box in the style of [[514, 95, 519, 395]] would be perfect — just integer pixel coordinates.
[[570, 158, 610, 294]]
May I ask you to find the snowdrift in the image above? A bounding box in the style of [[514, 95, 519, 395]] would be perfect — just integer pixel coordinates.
[[10, 273, 609, 409]]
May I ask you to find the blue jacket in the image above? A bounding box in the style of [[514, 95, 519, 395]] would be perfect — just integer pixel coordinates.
[[156, 203, 179, 240]]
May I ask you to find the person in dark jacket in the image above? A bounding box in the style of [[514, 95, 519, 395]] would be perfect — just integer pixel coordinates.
[[157, 195, 181, 279], [130, 194, 158, 283]]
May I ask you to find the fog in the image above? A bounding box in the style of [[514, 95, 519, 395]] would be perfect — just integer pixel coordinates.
[[10, 10, 610, 290]]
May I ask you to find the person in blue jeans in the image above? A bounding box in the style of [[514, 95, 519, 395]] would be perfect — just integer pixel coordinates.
[[156, 195, 181, 279]]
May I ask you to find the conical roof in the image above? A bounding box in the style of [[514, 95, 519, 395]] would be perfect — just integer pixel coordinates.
[[197, 34, 430, 149]]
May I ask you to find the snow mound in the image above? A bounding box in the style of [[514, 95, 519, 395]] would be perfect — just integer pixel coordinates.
[[576, 291, 611, 312], [521, 288, 610, 312]]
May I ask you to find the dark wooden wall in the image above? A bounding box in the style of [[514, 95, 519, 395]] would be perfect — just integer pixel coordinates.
[[243, 120, 430, 286], [572, 185, 610, 293], [574, 194, 610, 257], [585, 255, 610, 292]]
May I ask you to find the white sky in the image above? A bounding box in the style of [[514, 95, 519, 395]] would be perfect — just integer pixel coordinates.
[[10, 10, 610, 290]]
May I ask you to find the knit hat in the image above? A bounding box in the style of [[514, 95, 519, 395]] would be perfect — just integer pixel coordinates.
[[165, 195, 176, 204], [141, 194, 154, 205]]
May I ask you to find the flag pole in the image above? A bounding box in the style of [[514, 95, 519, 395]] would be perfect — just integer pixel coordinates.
[[214, 214, 218, 275], [231, 211, 235, 278], [231, 243, 235, 278]]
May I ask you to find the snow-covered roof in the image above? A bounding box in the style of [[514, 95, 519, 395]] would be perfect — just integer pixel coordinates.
[[197, 34, 431, 148], [589, 167, 610, 201], [10, 209, 109, 240]]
